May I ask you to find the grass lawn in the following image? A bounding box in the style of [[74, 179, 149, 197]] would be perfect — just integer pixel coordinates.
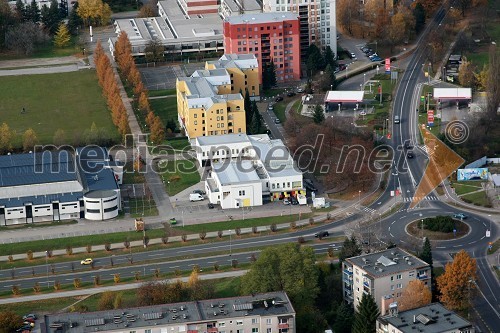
[[453, 181, 483, 195], [0, 70, 120, 147], [175, 213, 312, 233], [121, 162, 146, 184], [213, 277, 242, 298], [157, 159, 201, 195], [274, 102, 287, 123], [0, 297, 78, 316], [262, 88, 285, 98], [149, 97, 178, 127], [460, 191, 491, 207], [129, 198, 159, 217], [0, 39, 82, 61], [149, 89, 176, 97]]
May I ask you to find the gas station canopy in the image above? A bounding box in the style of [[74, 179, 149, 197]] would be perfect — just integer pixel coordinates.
[[324, 91, 365, 103], [433, 88, 471, 100]]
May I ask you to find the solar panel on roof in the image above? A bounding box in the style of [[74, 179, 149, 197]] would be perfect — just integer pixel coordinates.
[[84, 318, 105, 326], [416, 314, 434, 325], [233, 303, 253, 311], [144, 312, 163, 320]]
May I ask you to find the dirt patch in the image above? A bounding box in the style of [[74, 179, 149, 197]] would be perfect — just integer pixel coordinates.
[[406, 219, 469, 241]]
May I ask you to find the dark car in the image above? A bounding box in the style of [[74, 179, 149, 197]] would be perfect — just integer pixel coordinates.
[[338, 64, 347, 71], [275, 96, 284, 102], [406, 150, 414, 158], [290, 196, 299, 205], [287, 92, 296, 97], [274, 118, 281, 124], [23, 314, 37, 321], [314, 231, 329, 238], [453, 213, 468, 220], [193, 189, 206, 195], [208, 203, 215, 209], [404, 141, 413, 149]]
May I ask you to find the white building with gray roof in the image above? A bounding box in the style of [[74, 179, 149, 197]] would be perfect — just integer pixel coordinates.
[[343, 247, 431, 315]]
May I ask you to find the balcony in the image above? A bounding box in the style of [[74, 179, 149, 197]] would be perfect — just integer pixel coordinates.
[[417, 273, 429, 280], [278, 323, 289, 329], [343, 269, 353, 275], [363, 281, 370, 287], [208, 328, 218, 333]]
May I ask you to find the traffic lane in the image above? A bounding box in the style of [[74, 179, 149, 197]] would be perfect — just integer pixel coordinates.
[[0, 243, 343, 290], [258, 103, 284, 141], [0, 213, 362, 280]]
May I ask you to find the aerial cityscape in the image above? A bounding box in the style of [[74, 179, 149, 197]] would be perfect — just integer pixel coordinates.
[[0, 0, 498, 332]]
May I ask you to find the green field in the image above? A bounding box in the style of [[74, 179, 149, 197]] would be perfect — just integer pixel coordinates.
[[158, 159, 201, 195], [129, 197, 159, 217], [149, 97, 178, 129], [0, 70, 120, 147], [148, 89, 176, 97], [453, 181, 483, 195], [461, 191, 491, 207]]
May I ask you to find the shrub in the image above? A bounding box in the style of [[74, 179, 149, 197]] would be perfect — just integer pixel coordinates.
[[290, 222, 296, 230], [309, 217, 315, 225], [154, 268, 160, 279], [86, 244, 92, 253], [46, 249, 53, 258], [134, 272, 140, 281], [113, 293, 123, 309], [270, 223, 277, 232], [54, 281, 61, 290], [113, 273, 121, 284], [94, 275, 100, 286], [252, 226, 258, 234], [161, 236, 168, 244], [327, 247, 334, 258], [326, 213, 332, 220], [213, 263, 219, 271], [98, 291, 115, 310], [422, 216, 455, 233], [8, 255, 14, 263], [217, 230, 223, 239], [181, 234, 188, 242], [12, 285, 20, 295], [174, 269, 181, 277], [235, 227, 241, 236], [250, 253, 257, 262], [33, 282, 41, 293], [73, 278, 81, 288], [231, 259, 238, 268], [66, 245, 73, 256], [104, 243, 112, 251], [27, 250, 33, 260], [297, 236, 305, 244], [124, 239, 130, 249], [199, 231, 207, 241]]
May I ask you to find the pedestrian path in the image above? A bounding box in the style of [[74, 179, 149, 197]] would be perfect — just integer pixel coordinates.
[[402, 195, 440, 202]]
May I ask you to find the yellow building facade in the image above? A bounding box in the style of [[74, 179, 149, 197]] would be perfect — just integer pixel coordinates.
[[176, 54, 259, 139]]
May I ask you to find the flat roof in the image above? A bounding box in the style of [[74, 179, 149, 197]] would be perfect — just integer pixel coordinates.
[[325, 90, 365, 102], [0, 191, 82, 208], [345, 247, 429, 278], [433, 88, 471, 100], [42, 292, 294, 333], [222, 0, 261, 12], [378, 303, 472, 333], [196, 133, 250, 146], [213, 160, 261, 185], [225, 12, 299, 24]]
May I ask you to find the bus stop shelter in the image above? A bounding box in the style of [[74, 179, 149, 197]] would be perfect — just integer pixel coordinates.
[[324, 91, 365, 112]]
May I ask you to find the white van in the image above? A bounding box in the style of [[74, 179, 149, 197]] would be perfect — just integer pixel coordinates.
[[189, 193, 204, 202]]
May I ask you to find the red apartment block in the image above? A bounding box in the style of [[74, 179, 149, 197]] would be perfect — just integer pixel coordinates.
[[223, 12, 301, 83]]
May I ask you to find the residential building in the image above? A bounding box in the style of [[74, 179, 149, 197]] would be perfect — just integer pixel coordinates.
[[177, 54, 259, 139], [0, 147, 122, 224], [109, 3, 224, 58], [195, 133, 304, 208], [41, 292, 296, 333], [377, 303, 475, 333], [223, 12, 301, 83], [343, 247, 431, 315], [261, 0, 337, 61], [219, 0, 263, 19]]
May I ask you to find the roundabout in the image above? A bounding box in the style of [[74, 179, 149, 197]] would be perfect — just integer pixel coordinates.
[[405, 218, 470, 241]]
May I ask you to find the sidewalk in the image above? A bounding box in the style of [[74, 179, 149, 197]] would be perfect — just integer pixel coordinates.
[[0, 270, 247, 305]]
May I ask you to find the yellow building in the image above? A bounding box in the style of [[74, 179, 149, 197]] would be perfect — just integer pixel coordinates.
[[176, 54, 259, 139]]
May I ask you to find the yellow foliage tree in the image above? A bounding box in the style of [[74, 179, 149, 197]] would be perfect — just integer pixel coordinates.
[[398, 280, 432, 311], [22, 128, 38, 152], [54, 23, 71, 48], [0, 122, 14, 154], [475, 65, 488, 92], [77, 0, 111, 26], [437, 250, 477, 311], [458, 58, 476, 88]]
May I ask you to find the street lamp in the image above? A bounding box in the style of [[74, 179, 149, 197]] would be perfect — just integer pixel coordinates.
[[228, 229, 232, 257], [419, 213, 424, 240], [363, 73, 366, 86], [392, 171, 398, 206], [358, 190, 361, 207], [45, 251, 49, 288], [360, 84, 363, 91]]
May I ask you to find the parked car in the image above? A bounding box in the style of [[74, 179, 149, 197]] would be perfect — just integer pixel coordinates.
[[297, 87, 305, 93], [406, 150, 414, 159], [314, 231, 329, 238], [283, 198, 291, 205], [350, 52, 356, 59], [207, 203, 215, 209], [22, 314, 37, 321], [193, 189, 206, 195], [338, 64, 347, 71], [267, 104, 274, 111], [274, 118, 281, 124], [369, 53, 379, 59], [290, 196, 299, 205], [394, 115, 400, 124], [287, 92, 296, 97], [169, 217, 177, 225], [189, 193, 204, 202], [80, 258, 93, 265], [275, 96, 283, 102], [371, 56, 383, 62], [453, 213, 468, 220]]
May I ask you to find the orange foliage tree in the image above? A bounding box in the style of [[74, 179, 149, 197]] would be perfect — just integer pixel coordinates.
[[437, 250, 478, 311], [398, 280, 432, 311]]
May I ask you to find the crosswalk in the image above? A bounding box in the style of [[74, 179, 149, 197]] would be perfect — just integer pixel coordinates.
[[402, 195, 440, 202], [362, 206, 377, 214]]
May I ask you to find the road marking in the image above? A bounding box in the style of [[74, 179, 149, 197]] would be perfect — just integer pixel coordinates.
[[169, 266, 179, 269], [453, 245, 462, 247], [480, 236, 485, 240], [399, 216, 406, 219], [391, 221, 396, 225], [436, 246, 445, 249], [148, 253, 164, 257], [390, 233, 394, 238], [388, 227, 391, 232], [482, 222, 486, 227], [468, 241, 476, 244]]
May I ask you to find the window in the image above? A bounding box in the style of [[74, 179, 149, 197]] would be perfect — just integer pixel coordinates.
[[252, 329, 259, 333], [194, 114, 197, 118], [266, 318, 272, 325], [239, 190, 246, 196], [396, 274, 402, 280], [267, 329, 272, 333], [397, 283, 403, 289], [194, 121, 197, 125], [219, 322, 226, 327], [252, 318, 259, 324], [390, 285, 395, 291], [390, 276, 394, 281], [237, 320, 243, 325], [145, 330, 152, 333]]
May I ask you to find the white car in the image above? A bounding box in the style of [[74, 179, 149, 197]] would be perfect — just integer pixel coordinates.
[[350, 52, 356, 59], [81, 258, 93, 265]]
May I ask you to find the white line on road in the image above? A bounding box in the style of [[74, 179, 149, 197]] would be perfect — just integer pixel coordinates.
[[391, 221, 396, 225], [148, 253, 164, 257], [169, 266, 179, 269], [436, 246, 445, 249], [390, 233, 394, 237], [468, 241, 476, 244]]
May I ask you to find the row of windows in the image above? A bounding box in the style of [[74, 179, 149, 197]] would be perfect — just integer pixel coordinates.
[[271, 182, 292, 189]]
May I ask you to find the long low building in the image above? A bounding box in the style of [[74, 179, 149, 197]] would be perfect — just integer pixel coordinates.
[[195, 133, 305, 208], [0, 147, 123, 224], [41, 292, 296, 333], [109, 2, 224, 57]]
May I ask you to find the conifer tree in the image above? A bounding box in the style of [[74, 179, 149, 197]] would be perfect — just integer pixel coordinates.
[[54, 23, 71, 48], [313, 104, 325, 124], [353, 293, 379, 333]]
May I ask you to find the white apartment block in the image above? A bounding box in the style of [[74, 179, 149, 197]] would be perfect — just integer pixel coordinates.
[[343, 247, 431, 315], [195, 133, 304, 208], [262, 0, 337, 55], [42, 292, 296, 333]]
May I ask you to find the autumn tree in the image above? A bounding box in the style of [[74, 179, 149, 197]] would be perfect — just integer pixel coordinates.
[[98, 291, 115, 310], [54, 23, 71, 48], [52, 128, 66, 146], [437, 250, 478, 311], [22, 128, 38, 152], [475, 64, 488, 92], [76, 0, 111, 26], [149, 115, 165, 144], [115, 31, 133, 76], [138, 1, 158, 18], [485, 45, 500, 119], [0, 122, 14, 154], [337, 0, 359, 35], [449, 7, 461, 27], [0, 310, 23, 333], [458, 58, 476, 88], [399, 280, 432, 311], [353, 293, 380, 333]]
